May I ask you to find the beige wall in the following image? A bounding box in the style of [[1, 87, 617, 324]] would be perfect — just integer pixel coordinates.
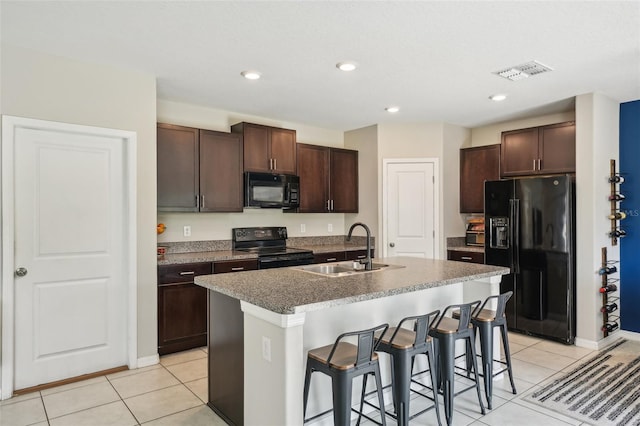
[[156, 99, 346, 241], [345, 125, 378, 237], [442, 123, 471, 244], [0, 44, 158, 361], [575, 93, 620, 346]]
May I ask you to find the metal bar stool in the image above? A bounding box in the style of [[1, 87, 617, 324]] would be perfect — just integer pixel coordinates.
[[303, 323, 389, 426], [457, 291, 517, 409], [429, 301, 485, 426], [362, 311, 443, 426]]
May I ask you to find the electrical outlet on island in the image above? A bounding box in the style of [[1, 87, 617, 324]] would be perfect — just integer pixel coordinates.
[[301, 224, 306, 233], [183, 225, 191, 237], [328, 223, 333, 233]]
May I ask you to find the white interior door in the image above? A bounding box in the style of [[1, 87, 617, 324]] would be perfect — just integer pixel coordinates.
[[2, 117, 135, 392], [383, 159, 438, 259]]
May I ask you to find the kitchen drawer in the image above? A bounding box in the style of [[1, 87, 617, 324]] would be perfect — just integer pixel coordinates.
[[214, 259, 258, 274], [158, 262, 212, 285], [447, 250, 484, 264], [313, 251, 347, 263]]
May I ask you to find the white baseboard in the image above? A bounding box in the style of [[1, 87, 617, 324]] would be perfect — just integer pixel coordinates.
[[136, 354, 160, 369], [575, 330, 640, 351]]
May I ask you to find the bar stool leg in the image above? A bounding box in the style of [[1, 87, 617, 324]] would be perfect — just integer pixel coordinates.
[[468, 330, 486, 416], [332, 373, 353, 426], [391, 350, 411, 426], [303, 365, 313, 418], [426, 347, 443, 426], [477, 322, 494, 409], [438, 336, 455, 426], [500, 323, 517, 394], [373, 365, 387, 426]]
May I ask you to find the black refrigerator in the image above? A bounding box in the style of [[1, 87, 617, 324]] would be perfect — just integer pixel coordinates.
[[484, 175, 576, 344]]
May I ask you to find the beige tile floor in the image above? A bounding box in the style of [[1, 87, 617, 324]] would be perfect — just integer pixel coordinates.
[[0, 334, 595, 425]]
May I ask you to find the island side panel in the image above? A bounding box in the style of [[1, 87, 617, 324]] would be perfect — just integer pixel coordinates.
[[241, 304, 305, 426], [208, 291, 244, 425]]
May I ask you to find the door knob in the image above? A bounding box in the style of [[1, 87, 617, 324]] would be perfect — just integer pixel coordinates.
[[389, 243, 395, 247], [15, 267, 28, 277]]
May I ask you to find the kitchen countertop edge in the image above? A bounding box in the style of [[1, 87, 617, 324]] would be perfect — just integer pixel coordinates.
[[195, 257, 509, 315]]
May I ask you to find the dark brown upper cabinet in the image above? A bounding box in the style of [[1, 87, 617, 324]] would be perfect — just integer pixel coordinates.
[[460, 144, 500, 213], [231, 122, 297, 174], [157, 123, 243, 212], [501, 121, 575, 177], [297, 143, 358, 213]]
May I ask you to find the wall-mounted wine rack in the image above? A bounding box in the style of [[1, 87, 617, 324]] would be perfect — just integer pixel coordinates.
[[600, 247, 619, 337], [608, 159, 626, 246]]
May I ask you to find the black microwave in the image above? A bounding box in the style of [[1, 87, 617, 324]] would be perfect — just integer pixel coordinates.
[[244, 172, 299, 209]]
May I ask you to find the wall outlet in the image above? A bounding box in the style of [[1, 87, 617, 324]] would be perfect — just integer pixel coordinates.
[[301, 224, 306, 233], [328, 223, 333, 232], [183, 225, 191, 237], [262, 336, 271, 362]]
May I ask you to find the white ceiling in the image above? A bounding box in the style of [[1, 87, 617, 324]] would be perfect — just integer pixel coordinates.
[[2, 1, 639, 131]]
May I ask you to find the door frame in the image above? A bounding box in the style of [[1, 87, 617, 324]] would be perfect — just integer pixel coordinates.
[[381, 158, 440, 258], [1, 115, 138, 399]]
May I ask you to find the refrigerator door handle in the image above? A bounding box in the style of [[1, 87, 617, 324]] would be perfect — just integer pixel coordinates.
[[510, 198, 520, 273]]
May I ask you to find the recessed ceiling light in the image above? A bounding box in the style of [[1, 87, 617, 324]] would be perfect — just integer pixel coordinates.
[[489, 94, 507, 102], [241, 70, 261, 80], [385, 106, 400, 113], [336, 62, 357, 72]]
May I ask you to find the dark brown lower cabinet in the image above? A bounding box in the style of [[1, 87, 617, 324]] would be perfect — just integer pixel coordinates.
[[157, 262, 212, 355], [447, 249, 484, 264]]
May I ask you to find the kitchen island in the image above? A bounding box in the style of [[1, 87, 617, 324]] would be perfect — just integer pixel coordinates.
[[195, 256, 509, 425]]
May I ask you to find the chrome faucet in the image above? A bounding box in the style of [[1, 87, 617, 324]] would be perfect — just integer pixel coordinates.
[[347, 222, 372, 270]]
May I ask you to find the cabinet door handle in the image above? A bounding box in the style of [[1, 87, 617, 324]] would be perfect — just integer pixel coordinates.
[[231, 267, 245, 271], [330, 200, 334, 211], [461, 256, 472, 261], [532, 159, 536, 171], [179, 271, 195, 275], [538, 158, 541, 170], [274, 158, 277, 170], [201, 195, 205, 209], [326, 200, 331, 211], [326, 257, 337, 262], [356, 255, 366, 259], [196, 194, 200, 209]]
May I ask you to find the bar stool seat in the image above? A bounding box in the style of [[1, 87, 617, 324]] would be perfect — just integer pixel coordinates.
[[303, 323, 389, 426], [453, 291, 517, 409], [363, 311, 442, 426], [429, 301, 485, 426]]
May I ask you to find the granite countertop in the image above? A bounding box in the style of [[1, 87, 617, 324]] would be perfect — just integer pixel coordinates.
[[194, 256, 509, 315], [157, 243, 369, 266]]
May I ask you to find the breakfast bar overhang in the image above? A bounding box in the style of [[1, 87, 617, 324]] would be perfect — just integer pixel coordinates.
[[195, 256, 509, 425]]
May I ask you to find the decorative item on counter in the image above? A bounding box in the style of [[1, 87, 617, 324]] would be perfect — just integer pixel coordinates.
[[157, 246, 167, 256], [157, 223, 166, 234]]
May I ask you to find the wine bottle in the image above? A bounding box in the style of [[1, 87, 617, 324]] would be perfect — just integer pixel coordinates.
[[608, 212, 627, 220], [601, 303, 618, 313], [609, 193, 626, 201], [602, 322, 619, 333], [608, 229, 627, 238], [599, 284, 618, 293], [598, 266, 618, 275], [608, 175, 625, 184]]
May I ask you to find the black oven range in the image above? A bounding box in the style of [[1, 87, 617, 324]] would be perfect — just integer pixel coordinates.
[[232, 226, 314, 269]]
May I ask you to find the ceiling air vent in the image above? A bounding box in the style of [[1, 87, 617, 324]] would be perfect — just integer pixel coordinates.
[[494, 61, 553, 81]]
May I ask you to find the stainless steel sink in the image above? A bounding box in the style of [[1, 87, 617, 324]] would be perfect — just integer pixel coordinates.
[[292, 261, 402, 277]]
